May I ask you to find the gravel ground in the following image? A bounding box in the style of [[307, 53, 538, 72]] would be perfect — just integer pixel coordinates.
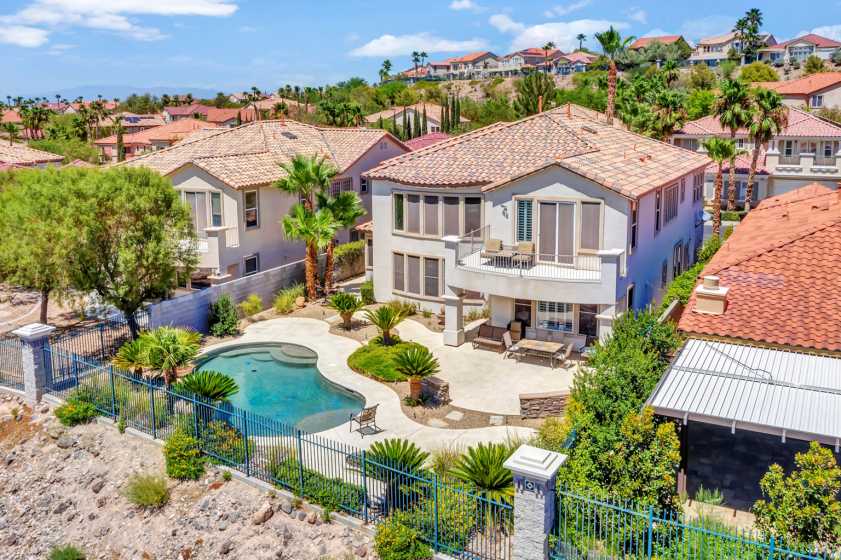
[[0, 393, 376, 560]]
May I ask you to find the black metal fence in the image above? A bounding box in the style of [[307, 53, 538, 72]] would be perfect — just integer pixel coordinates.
[[43, 347, 513, 560], [48, 309, 150, 363]]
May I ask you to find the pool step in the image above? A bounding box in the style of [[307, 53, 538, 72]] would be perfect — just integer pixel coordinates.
[[270, 347, 317, 366]]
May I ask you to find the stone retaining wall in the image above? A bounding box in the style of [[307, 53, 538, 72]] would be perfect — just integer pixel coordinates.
[[519, 391, 569, 418]]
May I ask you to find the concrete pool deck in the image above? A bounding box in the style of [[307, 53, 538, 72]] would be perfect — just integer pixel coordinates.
[[202, 317, 537, 451]]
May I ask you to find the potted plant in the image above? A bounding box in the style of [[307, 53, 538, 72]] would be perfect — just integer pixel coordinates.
[[393, 346, 440, 401], [327, 292, 364, 330]]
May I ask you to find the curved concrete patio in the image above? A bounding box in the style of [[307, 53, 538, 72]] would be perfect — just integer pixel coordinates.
[[202, 317, 536, 451]]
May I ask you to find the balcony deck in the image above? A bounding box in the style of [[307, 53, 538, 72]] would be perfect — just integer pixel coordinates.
[[458, 250, 601, 282]]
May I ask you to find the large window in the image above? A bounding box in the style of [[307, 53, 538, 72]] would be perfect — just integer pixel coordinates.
[[244, 190, 259, 229], [443, 197, 460, 236], [393, 252, 442, 298], [579, 304, 598, 339], [393, 194, 404, 231], [811, 95, 823, 108], [330, 177, 353, 196], [664, 184, 679, 224], [244, 253, 260, 276], [185, 192, 208, 237], [672, 241, 684, 279], [423, 196, 439, 236], [692, 173, 703, 202], [407, 255, 421, 293], [464, 197, 482, 235], [580, 201, 600, 251], [394, 193, 482, 238], [516, 199, 533, 242], [424, 258, 440, 297], [393, 253, 405, 291], [406, 195, 421, 234], [536, 301, 573, 332], [210, 192, 222, 227]]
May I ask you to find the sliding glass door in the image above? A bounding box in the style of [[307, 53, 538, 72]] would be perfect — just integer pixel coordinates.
[[538, 202, 574, 264]]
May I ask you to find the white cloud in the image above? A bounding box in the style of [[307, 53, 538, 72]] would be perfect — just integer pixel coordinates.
[[678, 15, 734, 43], [0, 0, 238, 46], [642, 28, 670, 38], [349, 32, 488, 57], [0, 24, 48, 46], [625, 7, 647, 25], [543, 0, 591, 18], [489, 14, 524, 34], [806, 24, 841, 41], [46, 41, 74, 54], [449, 0, 483, 11]]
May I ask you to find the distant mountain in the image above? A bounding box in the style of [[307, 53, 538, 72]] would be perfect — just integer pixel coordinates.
[[24, 85, 223, 101]]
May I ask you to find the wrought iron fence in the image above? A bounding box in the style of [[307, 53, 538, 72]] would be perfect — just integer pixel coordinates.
[[49, 309, 150, 364], [0, 336, 24, 390], [551, 487, 830, 560], [42, 347, 513, 560]]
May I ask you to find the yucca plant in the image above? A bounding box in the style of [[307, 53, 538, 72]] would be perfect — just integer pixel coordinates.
[[451, 442, 515, 506], [368, 438, 430, 473], [368, 438, 430, 515], [174, 370, 239, 402], [393, 346, 440, 401], [327, 292, 364, 330], [364, 305, 409, 346], [113, 338, 148, 375]]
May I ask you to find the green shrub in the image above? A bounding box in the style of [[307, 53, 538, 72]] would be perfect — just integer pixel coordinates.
[[720, 210, 745, 222], [334, 239, 364, 268], [269, 455, 365, 512], [72, 378, 170, 430], [209, 294, 238, 336], [197, 420, 253, 465], [163, 428, 205, 480], [428, 444, 463, 479], [387, 299, 418, 317], [360, 280, 375, 305], [49, 545, 86, 560], [274, 283, 305, 314], [347, 339, 427, 381], [54, 397, 98, 426], [29, 137, 100, 164], [659, 262, 704, 312], [533, 417, 573, 452], [238, 293, 263, 317], [392, 483, 478, 552], [374, 520, 433, 560], [368, 438, 429, 473], [451, 442, 515, 505], [122, 473, 169, 508], [695, 485, 724, 506]]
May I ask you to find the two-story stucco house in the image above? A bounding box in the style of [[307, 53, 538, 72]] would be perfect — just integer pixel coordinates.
[[758, 33, 841, 64], [121, 120, 408, 286], [672, 107, 841, 205], [447, 51, 500, 80], [689, 32, 776, 66], [754, 72, 841, 110], [365, 104, 710, 346]]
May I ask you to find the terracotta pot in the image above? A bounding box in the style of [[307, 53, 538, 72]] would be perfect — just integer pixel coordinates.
[[409, 377, 423, 401]]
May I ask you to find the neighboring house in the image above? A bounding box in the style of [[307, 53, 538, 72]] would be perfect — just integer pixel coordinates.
[[672, 107, 841, 205], [689, 32, 776, 66], [365, 104, 710, 346], [555, 51, 599, 75], [206, 108, 256, 128], [162, 104, 213, 122], [629, 35, 691, 52], [119, 113, 165, 134], [253, 95, 315, 116], [754, 72, 841, 109], [120, 120, 408, 285], [0, 143, 64, 167], [95, 119, 218, 162], [648, 183, 841, 509], [447, 51, 500, 80], [364, 103, 469, 133], [758, 33, 841, 64], [404, 132, 450, 151], [1, 109, 22, 125], [494, 48, 563, 76]]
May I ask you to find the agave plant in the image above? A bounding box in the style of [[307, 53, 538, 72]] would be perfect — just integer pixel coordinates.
[[451, 442, 515, 505], [363, 305, 409, 346], [327, 292, 364, 330], [368, 438, 429, 473], [113, 338, 148, 375], [393, 346, 440, 401], [174, 370, 239, 402]]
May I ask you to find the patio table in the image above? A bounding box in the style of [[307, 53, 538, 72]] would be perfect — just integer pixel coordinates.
[[513, 339, 564, 369]]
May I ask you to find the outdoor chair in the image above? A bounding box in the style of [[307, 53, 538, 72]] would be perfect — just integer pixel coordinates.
[[512, 242, 535, 267], [503, 331, 520, 359], [554, 343, 575, 368], [480, 238, 503, 259], [472, 323, 508, 352], [349, 404, 380, 438]]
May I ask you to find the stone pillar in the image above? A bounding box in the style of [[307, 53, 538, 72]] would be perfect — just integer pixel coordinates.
[[12, 323, 56, 404], [443, 293, 464, 346], [504, 444, 567, 560]]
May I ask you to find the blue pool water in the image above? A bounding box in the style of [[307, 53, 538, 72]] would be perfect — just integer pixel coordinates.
[[195, 343, 364, 433]]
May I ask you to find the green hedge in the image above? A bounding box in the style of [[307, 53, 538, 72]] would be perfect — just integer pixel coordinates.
[[347, 339, 427, 382], [334, 239, 364, 268], [270, 455, 365, 512]]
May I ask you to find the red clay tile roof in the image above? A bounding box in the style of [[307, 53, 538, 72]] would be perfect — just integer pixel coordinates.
[[367, 103, 710, 199], [206, 107, 257, 124], [679, 183, 841, 352], [678, 106, 841, 137], [404, 132, 450, 151], [1, 109, 22, 124], [754, 72, 841, 97], [0, 143, 64, 165], [559, 51, 598, 64], [777, 33, 841, 49], [163, 104, 213, 117], [448, 51, 497, 63], [630, 35, 684, 49], [95, 119, 218, 147]]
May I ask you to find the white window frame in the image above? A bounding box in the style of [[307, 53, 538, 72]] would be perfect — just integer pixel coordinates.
[[392, 251, 444, 300], [243, 253, 260, 276], [359, 176, 369, 194], [664, 184, 679, 225], [244, 190, 259, 229], [392, 192, 483, 238], [210, 192, 223, 227], [536, 301, 573, 333], [811, 95, 823, 108]]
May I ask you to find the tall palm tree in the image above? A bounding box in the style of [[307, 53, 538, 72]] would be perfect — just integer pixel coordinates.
[[703, 138, 741, 238], [1, 123, 19, 146], [745, 89, 787, 211], [576, 33, 586, 50], [715, 79, 753, 211], [282, 205, 337, 300], [542, 41, 556, 73], [317, 190, 366, 293], [661, 60, 680, 86], [411, 51, 421, 79], [595, 27, 635, 125], [137, 327, 201, 386], [379, 59, 393, 83], [274, 154, 338, 211]]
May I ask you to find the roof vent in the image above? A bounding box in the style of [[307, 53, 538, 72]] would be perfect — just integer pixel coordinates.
[[281, 131, 298, 140], [581, 125, 598, 135], [694, 275, 729, 316]]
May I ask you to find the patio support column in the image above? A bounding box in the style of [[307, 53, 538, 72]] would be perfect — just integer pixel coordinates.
[[13, 323, 56, 404], [504, 444, 567, 560], [443, 292, 464, 346]]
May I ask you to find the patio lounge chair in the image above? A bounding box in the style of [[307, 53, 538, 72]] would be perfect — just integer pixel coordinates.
[[554, 343, 575, 368], [472, 323, 508, 352], [512, 242, 535, 267], [349, 404, 380, 437], [480, 238, 503, 259], [503, 331, 520, 359]]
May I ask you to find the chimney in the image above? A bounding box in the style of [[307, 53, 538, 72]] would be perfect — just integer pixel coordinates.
[[538, 95, 543, 113], [693, 276, 729, 315]]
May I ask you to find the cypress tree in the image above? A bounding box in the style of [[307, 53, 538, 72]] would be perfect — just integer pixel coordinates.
[[392, 109, 398, 136], [453, 96, 460, 132], [441, 97, 449, 133], [377, 115, 384, 129], [402, 107, 409, 140], [116, 123, 125, 162], [235, 111, 242, 126], [449, 96, 457, 131], [422, 106, 428, 135], [413, 107, 421, 138]]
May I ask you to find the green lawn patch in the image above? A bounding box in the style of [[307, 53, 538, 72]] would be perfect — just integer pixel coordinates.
[[347, 339, 426, 382]]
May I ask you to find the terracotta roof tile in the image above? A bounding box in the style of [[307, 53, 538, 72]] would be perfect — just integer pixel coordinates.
[[405, 132, 450, 151], [678, 106, 841, 137], [630, 35, 684, 49], [163, 104, 213, 117], [0, 143, 64, 165], [95, 119, 218, 147], [753, 72, 841, 96], [367, 104, 710, 199], [679, 183, 841, 352]]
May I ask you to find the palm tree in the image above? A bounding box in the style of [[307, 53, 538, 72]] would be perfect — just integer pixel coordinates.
[[137, 327, 201, 386], [327, 292, 364, 330], [595, 26, 635, 125], [452, 442, 515, 505], [419, 51, 428, 68], [282, 205, 337, 301], [274, 154, 337, 211], [703, 138, 741, 238], [576, 33, 586, 50], [542, 41, 556, 73], [411, 51, 421, 79], [1, 122, 19, 146], [364, 305, 409, 346], [174, 370, 239, 402], [745, 89, 787, 211], [715, 79, 753, 211], [661, 60, 680, 86], [394, 346, 440, 401], [317, 190, 366, 292]]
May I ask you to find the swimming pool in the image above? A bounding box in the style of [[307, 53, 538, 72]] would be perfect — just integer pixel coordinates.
[[195, 343, 364, 433]]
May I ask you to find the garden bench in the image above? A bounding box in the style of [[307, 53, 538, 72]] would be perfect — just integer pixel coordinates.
[[472, 323, 508, 352]]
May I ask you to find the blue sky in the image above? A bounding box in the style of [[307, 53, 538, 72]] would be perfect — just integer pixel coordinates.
[[2, 0, 840, 98]]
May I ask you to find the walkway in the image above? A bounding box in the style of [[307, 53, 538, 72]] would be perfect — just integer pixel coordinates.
[[202, 317, 535, 451]]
